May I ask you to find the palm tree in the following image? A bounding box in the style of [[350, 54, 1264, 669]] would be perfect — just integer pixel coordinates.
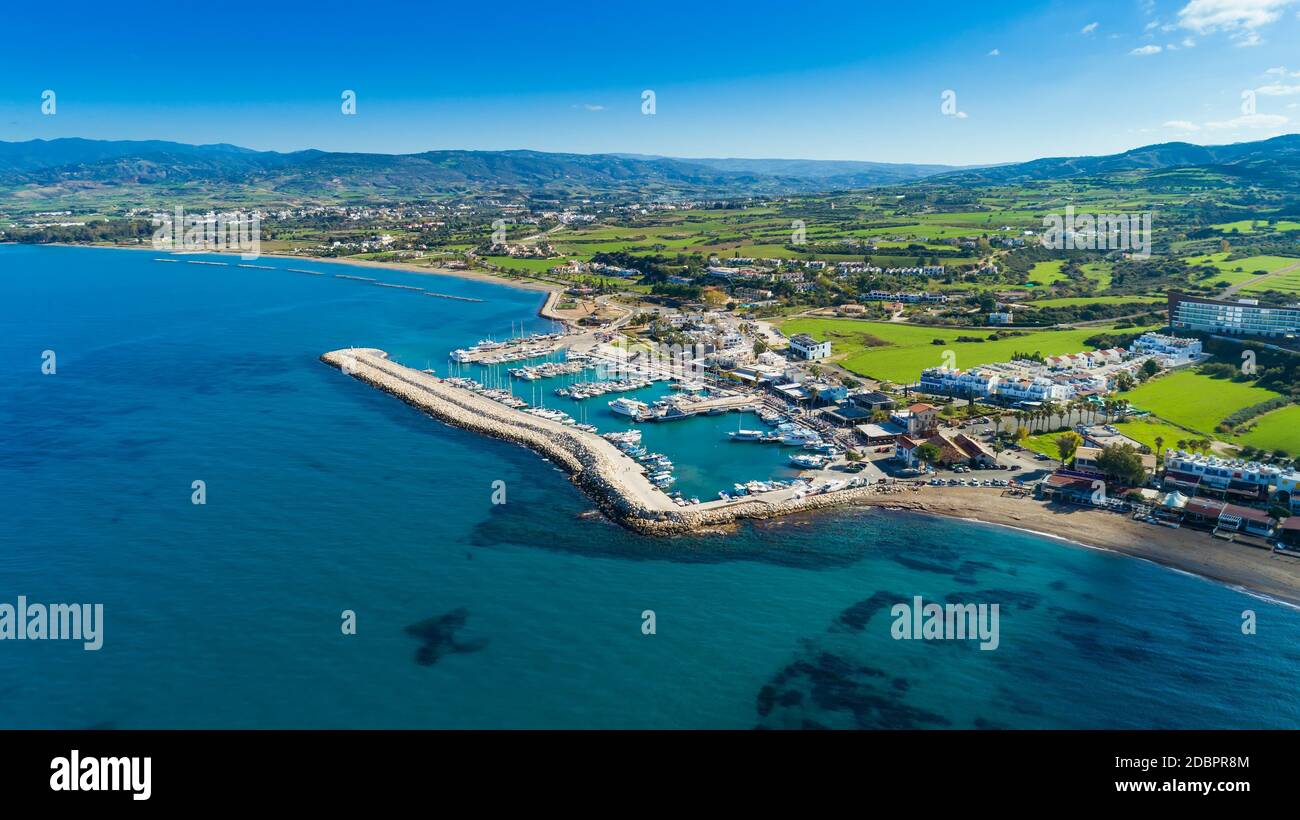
[[1154, 436, 1165, 466]]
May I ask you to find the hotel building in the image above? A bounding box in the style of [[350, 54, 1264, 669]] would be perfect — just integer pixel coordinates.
[[1168, 292, 1300, 339]]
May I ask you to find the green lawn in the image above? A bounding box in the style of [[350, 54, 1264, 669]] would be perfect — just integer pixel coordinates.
[[778, 318, 1157, 384], [481, 256, 562, 274], [1124, 370, 1282, 435], [1020, 432, 1072, 459], [1111, 418, 1196, 452], [1237, 405, 1300, 456]]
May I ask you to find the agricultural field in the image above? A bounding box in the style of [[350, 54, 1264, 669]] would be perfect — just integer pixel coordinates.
[[1124, 370, 1282, 436], [777, 317, 1157, 384], [1236, 405, 1300, 455]]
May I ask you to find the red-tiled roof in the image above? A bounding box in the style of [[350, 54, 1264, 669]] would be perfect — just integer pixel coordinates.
[[1185, 497, 1226, 516], [1220, 503, 1276, 525], [1043, 473, 1096, 491]]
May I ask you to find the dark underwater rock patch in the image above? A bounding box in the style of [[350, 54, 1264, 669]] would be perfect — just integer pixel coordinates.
[[403, 607, 488, 666]]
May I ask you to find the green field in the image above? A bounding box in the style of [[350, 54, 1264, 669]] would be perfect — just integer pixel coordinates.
[[481, 255, 561, 274], [1111, 418, 1197, 452], [1081, 262, 1113, 289], [1028, 295, 1163, 307], [1241, 265, 1300, 296], [1027, 260, 1069, 286], [778, 318, 1157, 384], [1125, 370, 1282, 435], [1211, 219, 1300, 234], [1236, 405, 1300, 455], [1183, 253, 1299, 286]]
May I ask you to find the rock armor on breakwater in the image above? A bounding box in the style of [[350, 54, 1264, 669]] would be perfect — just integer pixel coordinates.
[[321, 348, 919, 535]]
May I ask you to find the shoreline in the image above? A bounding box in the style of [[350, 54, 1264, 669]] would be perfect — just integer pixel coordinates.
[[325, 347, 1300, 608], [29, 241, 564, 295], [849, 487, 1300, 609]]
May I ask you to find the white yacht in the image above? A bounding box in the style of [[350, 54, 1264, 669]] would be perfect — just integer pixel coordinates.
[[727, 429, 768, 442], [779, 428, 822, 446], [608, 397, 649, 417]]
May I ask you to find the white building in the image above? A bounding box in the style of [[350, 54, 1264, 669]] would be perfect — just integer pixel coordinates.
[[1130, 332, 1203, 366], [788, 333, 832, 360]]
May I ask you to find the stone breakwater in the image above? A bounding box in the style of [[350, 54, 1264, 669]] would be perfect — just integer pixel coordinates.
[[321, 348, 921, 535]]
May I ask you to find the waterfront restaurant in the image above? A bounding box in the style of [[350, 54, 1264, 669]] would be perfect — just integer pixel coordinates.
[[1215, 503, 1277, 538], [1037, 473, 1103, 505]]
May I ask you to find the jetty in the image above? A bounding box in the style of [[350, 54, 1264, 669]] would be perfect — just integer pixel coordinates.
[[322, 348, 908, 535], [425, 292, 485, 303]]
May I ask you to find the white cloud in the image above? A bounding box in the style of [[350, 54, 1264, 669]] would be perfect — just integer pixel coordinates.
[[955, 111, 969, 119], [1204, 112, 1289, 128], [987, 48, 1000, 56], [1081, 22, 1099, 34], [1258, 83, 1300, 95], [1177, 0, 1297, 43], [1163, 112, 1290, 131], [582, 104, 605, 111], [1182, 37, 1198, 46], [1130, 44, 1164, 55]]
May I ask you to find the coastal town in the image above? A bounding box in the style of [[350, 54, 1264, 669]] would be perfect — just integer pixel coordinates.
[[323, 250, 1300, 589]]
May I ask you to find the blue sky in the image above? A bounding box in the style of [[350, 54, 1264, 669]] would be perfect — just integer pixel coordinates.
[[2, 0, 1298, 165]]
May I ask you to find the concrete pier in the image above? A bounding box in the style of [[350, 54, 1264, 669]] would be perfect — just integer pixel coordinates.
[[322, 348, 912, 535]]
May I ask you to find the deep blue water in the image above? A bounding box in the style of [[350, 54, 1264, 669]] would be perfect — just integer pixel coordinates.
[[3, 244, 1300, 729]]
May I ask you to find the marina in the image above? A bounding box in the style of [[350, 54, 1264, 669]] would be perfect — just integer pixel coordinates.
[[323, 347, 891, 534]]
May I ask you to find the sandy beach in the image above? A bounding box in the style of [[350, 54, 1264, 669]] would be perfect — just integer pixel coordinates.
[[856, 486, 1300, 608]]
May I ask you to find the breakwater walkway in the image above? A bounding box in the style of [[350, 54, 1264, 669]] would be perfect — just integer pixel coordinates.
[[322, 348, 916, 534]]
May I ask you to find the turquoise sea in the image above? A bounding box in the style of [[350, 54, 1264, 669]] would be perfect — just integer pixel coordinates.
[[3, 243, 1300, 729]]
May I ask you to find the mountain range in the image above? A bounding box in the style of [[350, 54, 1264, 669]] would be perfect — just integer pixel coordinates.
[[1, 134, 1297, 209]]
